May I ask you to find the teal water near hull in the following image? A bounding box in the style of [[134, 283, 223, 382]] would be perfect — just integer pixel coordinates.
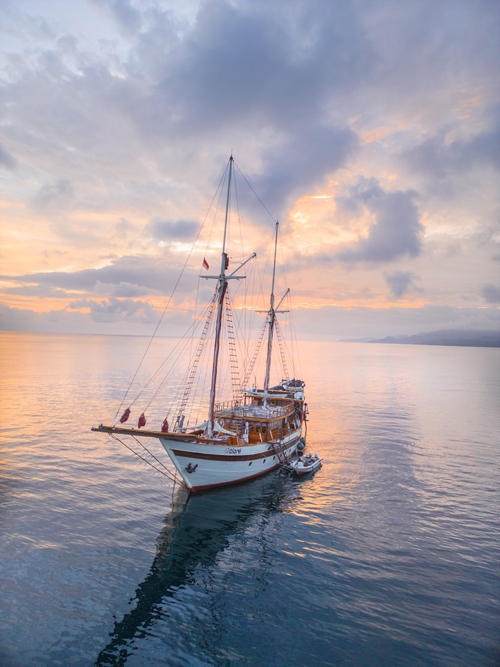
[[0, 332, 499, 666]]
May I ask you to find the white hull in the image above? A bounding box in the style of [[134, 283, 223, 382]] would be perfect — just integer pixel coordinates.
[[160, 428, 302, 492]]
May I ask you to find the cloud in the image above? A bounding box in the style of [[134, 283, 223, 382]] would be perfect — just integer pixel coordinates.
[[481, 284, 500, 304], [384, 270, 420, 299], [0, 144, 17, 169], [0, 301, 193, 335], [115, 218, 134, 235], [93, 280, 162, 297], [336, 178, 424, 263], [3, 285, 76, 298], [31, 179, 75, 210], [109, 281, 158, 297], [0, 302, 93, 333], [149, 0, 373, 128], [95, 0, 369, 210], [250, 123, 358, 215], [68, 296, 156, 323], [1, 255, 197, 295], [1, 276, 157, 299], [403, 104, 500, 185], [147, 218, 199, 241], [93, 0, 144, 35]]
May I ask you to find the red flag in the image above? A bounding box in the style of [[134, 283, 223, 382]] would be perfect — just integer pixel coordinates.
[[119, 408, 131, 423], [161, 418, 169, 433], [203, 258, 209, 270], [138, 413, 146, 429]]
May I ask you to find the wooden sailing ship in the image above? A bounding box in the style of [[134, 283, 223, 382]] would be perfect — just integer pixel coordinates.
[[93, 157, 307, 492]]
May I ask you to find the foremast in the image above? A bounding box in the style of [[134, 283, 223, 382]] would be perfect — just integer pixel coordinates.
[[263, 222, 289, 394]]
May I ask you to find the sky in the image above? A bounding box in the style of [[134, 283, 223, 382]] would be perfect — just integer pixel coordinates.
[[1, 0, 499, 341]]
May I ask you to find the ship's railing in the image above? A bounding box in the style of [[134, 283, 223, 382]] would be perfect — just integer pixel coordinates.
[[215, 396, 294, 420], [214, 396, 252, 412]]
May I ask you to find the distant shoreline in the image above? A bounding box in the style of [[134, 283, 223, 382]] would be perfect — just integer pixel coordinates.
[[341, 329, 500, 348]]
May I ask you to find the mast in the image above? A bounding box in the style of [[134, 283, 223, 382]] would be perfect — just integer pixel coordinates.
[[207, 156, 233, 437], [200, 156, 255, 437], [263, 222, 279, 393], [263, 222, 290, 395]]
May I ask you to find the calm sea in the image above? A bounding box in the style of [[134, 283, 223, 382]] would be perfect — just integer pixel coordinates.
[[0, 332, 499, 667]]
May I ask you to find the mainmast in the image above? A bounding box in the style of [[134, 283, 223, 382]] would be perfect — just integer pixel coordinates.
[[204, 156, 255, 437], [263, 222, 289, 394], [207, 157, 232, 437]]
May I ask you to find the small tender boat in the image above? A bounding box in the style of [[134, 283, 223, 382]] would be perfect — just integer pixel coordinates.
[[287, 453, 322, 476]]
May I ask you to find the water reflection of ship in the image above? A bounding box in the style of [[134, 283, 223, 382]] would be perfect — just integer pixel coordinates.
[[95, 471, 296, 666]]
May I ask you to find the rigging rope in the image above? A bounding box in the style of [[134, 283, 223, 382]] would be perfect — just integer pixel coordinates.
[[113, 163, 230, 424], [224, 290, 241, 399], [278, 225, 301, 380], [233, 160, 278, 224], [233, 169, 247, 351], [240, 319, 268, 390], [275, 319, 290, 381], [175, 292, 217, 421], [121, 297, 214, 421], [110, 434, 177, 483]]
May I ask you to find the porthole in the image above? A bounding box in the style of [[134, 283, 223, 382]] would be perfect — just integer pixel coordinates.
[[249, 462, 252, 466], [263, 458, 266, 463]]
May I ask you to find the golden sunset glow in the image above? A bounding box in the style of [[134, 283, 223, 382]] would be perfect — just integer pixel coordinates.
[[0, 1, 498, 341]]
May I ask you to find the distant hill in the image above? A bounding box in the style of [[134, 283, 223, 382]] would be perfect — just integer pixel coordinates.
[[341, 329, 500, 348]]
